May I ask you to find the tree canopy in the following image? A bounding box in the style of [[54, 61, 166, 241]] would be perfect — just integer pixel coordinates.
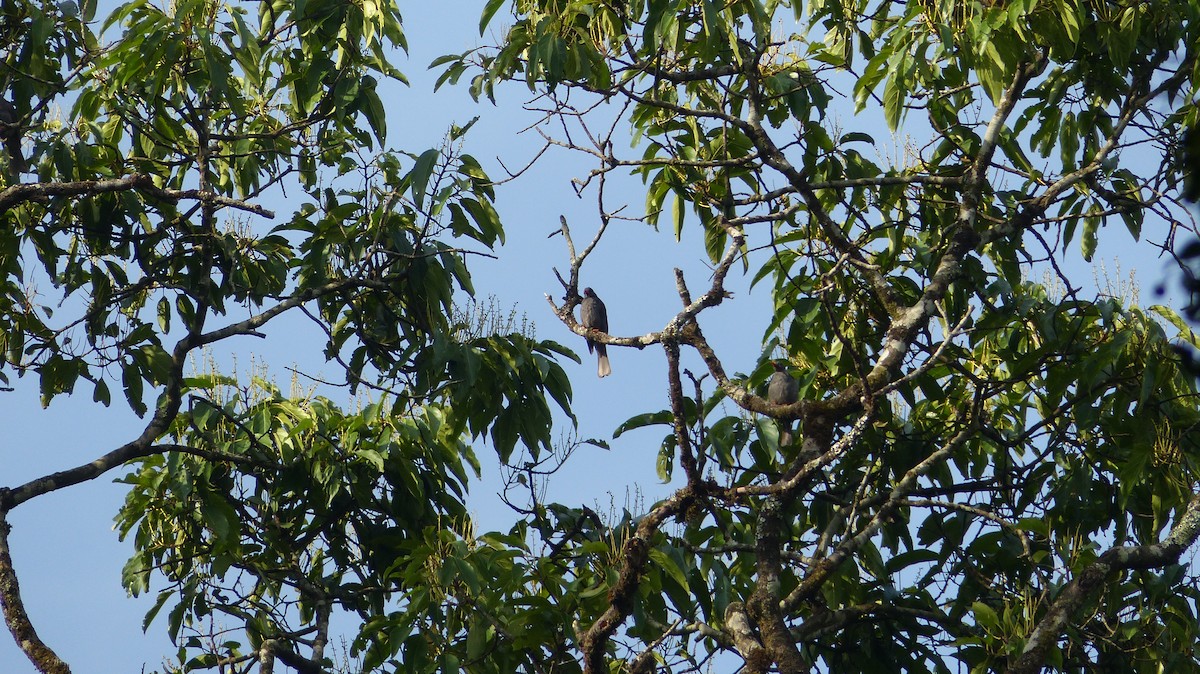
[[3, 0, 1200, 673]]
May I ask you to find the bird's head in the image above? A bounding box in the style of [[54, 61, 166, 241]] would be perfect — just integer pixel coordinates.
[[583, 287, 595, 298], [772, 360, 788, 372]]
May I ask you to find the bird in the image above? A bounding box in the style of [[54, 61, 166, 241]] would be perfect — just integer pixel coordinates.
[[767, 360, 798, 446], [580, 287, 611, 378], [0, 98, 26, 175]]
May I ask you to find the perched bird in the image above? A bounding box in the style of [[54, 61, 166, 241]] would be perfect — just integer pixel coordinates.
[[580, 287, 611, 378], [0, 98, 25, 175], [767, 360, 798, 445]]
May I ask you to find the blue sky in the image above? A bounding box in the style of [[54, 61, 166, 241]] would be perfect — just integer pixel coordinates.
[[0, 2, 1191, 672]]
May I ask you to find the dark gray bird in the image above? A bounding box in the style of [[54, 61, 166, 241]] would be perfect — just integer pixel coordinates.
[[767, 360, 798, 445], [580, 287, 611, 378], [0, 98, 25, 175]]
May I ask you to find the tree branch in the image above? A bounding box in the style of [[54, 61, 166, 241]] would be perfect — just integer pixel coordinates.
[[0, 514, 72, 674], [1006, 491, 1200, 674], [580, 487, 695, 674], [0, 174, 274, 218]]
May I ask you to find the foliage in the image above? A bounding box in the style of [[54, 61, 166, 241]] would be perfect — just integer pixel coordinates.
[[0, 0, 571, 672], [4, 0, 1200, 674], [118, 375, 482, 671], [434, 0, 1200, 673]]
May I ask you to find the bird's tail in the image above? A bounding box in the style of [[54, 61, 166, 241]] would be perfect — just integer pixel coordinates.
[[597, 344, 611, 378]]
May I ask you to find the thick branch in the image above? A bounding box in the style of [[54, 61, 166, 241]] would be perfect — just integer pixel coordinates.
[[3, 350, 193, 508], [1006, 491, 1200, 674], [268, 640, 327, 674], [664, 341, 699, 483], [580, 487, 695, 674], [747, 495, 806, 674], [0, 174, 274, 217], [3, 278, 362, 507], [0, 515, 71, 674]]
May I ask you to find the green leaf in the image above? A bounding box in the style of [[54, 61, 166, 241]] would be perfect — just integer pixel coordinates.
[[885, 548, 941, 573], [1081, 206, 1100, 261], [39, 356, 81, 406], [614, 410, 675, 438], [972, 601, 1000, 631], [881, 64, 907, 130], [1149, 306, 1198, 346], [201, 492, 238, 546], [356, 448, 386, 471], [142, 590, 174, 632], [122, 360, 147, 417], [839, 132, 876, 145], [93, 378, 111, 406], [409, 148, 440, 209], [656, 441, 674, 482], [649, 547, 690, 592], [479, 0, 506, 35], [157, 296, 171, 332], [672, 192, 685, 240], [120, 553, 150, 597]]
